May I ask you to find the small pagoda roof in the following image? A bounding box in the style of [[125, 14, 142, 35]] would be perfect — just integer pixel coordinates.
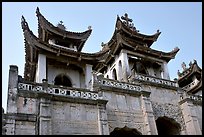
[[96, 13, 179, 72], [36, 7, 92, 52], [115, 13, 161, 48], [21, 15, 109, 81], [188, 77, 202, 94], [178, 60, 202, 82]]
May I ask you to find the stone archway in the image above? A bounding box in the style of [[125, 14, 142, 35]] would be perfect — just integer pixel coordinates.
[[54, 74, 72, 87], [110, 126, 142, 136], [156, 116, 181, 135]]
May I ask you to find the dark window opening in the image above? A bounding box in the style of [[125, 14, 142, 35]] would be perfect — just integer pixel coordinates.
[[54, 74, 72, 87], [113, 68, 117, 80], [132, 61, 148, 75]]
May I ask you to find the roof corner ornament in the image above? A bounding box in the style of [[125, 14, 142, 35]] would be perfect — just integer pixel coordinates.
[[177, 70, 181, 77], [193, 59, 197, 64], [57, 20, 66, 30], [36, 7, 40, 15], [189, 61, 192, 67], [21, 16, 28, 30], [88, 26, 92, 30], [181, 62, 187, 71]]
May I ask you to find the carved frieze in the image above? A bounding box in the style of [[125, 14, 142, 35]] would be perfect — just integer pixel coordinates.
[[18, 83, 102, 100]]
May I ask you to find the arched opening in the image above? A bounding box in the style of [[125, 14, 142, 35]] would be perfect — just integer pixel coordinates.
[[110, 126, 142, 135], [156, 116, 181, 135], [112, 68, 117, 80], [118, 60, 122, 81], [133, 61, 148, 75], [54, 74, 72, 87]]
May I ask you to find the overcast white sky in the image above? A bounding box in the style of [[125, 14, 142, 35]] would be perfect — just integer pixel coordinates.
[[2, 2, 202, 111]]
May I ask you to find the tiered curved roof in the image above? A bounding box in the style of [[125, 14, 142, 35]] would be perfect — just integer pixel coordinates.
[[95, 13, 179, 72], [177, 60, 202, 94], [21, 10, 180, 82], [36, 7, 92, 52], [21, 11, 109, 81]]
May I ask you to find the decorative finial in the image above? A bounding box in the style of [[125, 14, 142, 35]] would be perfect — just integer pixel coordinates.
[[88, 26, 92, 30], [36, 7, 40, 15], [57, 20, 66, 30], [181, 62, 187, 71], [21, 15, 28, 30], [177, 70, 181, 76], [121, 13, 133, 27], [189, 61, 192, 67]]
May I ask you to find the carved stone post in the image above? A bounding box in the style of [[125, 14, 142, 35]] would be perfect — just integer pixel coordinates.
[[39, 98, 52, 135], [97, 100, 109, 135], [162, 61, 170, 80], [35, 54, 46, 83], [85, 64, 93, 89], [179, 100, 202, 135], [120, 50, 130, 82], [140, 92, 158, 135], [6, 65, 19, 135]]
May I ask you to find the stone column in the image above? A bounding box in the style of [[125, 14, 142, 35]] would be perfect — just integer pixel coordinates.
[[97, 100, 109, 135], [35, 54, 46, 83], [162, 61, 170, 80], [179, 100, 202, 135], [85, 64, 93, 89], [117, 60, 122, 81], [120, 50, 130, 82], [6, 65, 18, 135], [140, 92, 158, 135], [39, 98, 52, 135]]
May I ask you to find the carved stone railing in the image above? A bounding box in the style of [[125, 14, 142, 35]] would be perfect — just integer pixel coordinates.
[[94, 75, 142, 92], [182, 78, 199, 91], [132, 73, 178, 88], [180, 93, 202, 102], [178, 69, 190, 79], [18, 82, 102, 100]]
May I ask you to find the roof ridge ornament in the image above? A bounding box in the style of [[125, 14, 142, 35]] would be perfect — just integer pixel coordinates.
[[57, 20, 66, 30], [21, 15, 29, 31], [121, 13, 137, 32], [36, 7, 40, 15]]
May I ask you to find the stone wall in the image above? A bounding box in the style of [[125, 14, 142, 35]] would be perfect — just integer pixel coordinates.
[[102, 91, 144, 134], [15, 121, 36, 135], [17, 97, 38, 114], [51, 101, 100, 135]]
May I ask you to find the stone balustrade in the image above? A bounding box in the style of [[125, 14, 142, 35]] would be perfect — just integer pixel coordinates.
[[96, 77, 142, 92], [180, 93, 202, 102], [18, 82, 101, 100], [182, 78, 199, 91], [133, 73, 178, 87]]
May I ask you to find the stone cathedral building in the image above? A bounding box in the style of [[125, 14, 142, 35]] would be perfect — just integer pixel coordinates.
[[3, 8, 202, 135]]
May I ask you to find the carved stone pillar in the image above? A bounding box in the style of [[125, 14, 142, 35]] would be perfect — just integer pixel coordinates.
[[162, 62, 170, 80], [6, 65, 18, 135], [120, 50, 130, 82], [97, 100, 109, 135], [179, 100, 202, 135], [140, 92, 158, 135], [35, 54, 46, 83], [85, 64, 93, 89]]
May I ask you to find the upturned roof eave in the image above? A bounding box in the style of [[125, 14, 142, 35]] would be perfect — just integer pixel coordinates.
[[36, 7, 92, 51], [178, 61, 202, 82]]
